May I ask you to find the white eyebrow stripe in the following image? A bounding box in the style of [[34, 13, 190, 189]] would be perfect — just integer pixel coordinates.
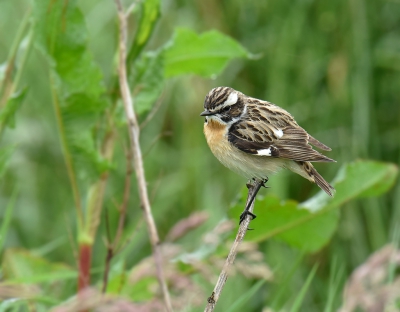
[[223, 92, 238, 105], [256, 148, 271, 156], [274, 128, 283, 138]]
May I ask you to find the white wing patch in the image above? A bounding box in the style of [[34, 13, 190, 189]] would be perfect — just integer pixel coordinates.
[[224, 92, 238, 105], [274, 128, 284, 138], [257, 148, 271, 156]]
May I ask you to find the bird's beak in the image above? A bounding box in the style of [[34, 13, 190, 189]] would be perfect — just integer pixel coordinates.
[[200, 110, 215, 116]]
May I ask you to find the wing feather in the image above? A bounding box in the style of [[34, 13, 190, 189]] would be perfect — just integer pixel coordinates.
[[228, 104, 335, 163]]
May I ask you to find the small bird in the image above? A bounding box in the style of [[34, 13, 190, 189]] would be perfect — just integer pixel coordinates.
[[201, 87, 335, 203]]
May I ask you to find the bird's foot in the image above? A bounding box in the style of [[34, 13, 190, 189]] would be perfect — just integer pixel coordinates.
[[261, 178, 269, 188], [247, 178, 269, 189], [239, 210, 257, 229]]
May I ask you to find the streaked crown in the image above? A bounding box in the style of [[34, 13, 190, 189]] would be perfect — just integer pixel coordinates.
[[201, 87, 245, 123], [204, 87, 237, 111]]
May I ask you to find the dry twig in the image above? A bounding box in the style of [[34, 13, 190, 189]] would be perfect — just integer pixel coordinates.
[[113, 0, 172, 311], [204, 180, 263, 312]]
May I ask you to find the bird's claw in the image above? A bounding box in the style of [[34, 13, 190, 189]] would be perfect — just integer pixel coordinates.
[[239, 210, 257, 225]]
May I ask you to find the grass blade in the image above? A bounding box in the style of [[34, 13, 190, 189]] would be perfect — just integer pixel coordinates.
[[324, 257, 344, 312], [226, 279, 266, 312], [290, 264, 318, 312]]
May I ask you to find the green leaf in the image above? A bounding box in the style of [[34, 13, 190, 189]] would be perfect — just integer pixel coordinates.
[[114, 270, 157, 301], [230, 193, 340, 252], [0, 300, 28, 312], [128, 0, 160, 63], [34, 0, 108, 182], [127, 276, 157, 301], [302, 160, 399, 211], [2, 248, 76, 284], [164, 28, 251, 78], [130, 51, 164, 115], [229, 160, 398, 252], [105, 260, 128, 294], [33, 0, 107, 101], [0, 88, 27, 129]]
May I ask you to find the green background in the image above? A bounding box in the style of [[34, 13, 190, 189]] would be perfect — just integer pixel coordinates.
[[1, 0, 399, 311]]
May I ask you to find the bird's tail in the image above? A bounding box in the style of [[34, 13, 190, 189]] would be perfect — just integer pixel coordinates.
[[299, 161, 335, 197]]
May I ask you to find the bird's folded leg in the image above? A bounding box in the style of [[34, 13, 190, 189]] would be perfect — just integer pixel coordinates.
[[239, 178, 266, 229]]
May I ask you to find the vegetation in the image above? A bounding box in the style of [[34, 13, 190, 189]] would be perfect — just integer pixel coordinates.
[[0, 0, 399, 311]]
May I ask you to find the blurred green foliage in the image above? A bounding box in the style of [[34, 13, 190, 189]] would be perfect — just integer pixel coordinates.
[[0, 0, 399, 311], [230, 160, 398, 252]]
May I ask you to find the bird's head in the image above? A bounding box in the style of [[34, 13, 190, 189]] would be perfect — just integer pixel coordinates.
[[200, 87, 245, 124]]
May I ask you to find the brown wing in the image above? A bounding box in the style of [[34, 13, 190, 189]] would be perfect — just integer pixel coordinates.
[[228, 102, 335, 162]]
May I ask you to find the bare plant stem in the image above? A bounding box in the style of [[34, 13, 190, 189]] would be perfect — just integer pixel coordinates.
[[102, 248, 113, 293], [102, 147, 132, 293], [204, 180, 263, 312], [78, 243, 92, 291], [79, 128, 115, 292], [49, 74, 84, 230], [86, 129, 115, 239], [113, 1, 173, 311], [102, 210, 113, 294]]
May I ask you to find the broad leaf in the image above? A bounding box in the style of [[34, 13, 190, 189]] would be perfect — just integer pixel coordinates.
[[230, 191, 339, 252], [301, 160, 399, 211], [229, 160, 398, 252], [34, 0, 108, 181], [130, 51, 164, 115], [164, 28, 251, 78]]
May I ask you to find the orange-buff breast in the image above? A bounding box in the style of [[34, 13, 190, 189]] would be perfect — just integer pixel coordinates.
[[203, 119, 227, 148]]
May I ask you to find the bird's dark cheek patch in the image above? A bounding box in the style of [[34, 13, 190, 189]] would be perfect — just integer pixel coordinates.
[[229, 102, 244, 118], [230, 108, 241, 117], [221, 115, 232, 123]]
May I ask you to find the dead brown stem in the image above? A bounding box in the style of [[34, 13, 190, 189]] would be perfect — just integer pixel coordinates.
[[113, 0, 173, 311], [204, 180, 263, 312]]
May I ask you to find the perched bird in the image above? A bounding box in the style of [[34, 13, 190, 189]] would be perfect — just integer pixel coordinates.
[[201, 87, 335, 203]]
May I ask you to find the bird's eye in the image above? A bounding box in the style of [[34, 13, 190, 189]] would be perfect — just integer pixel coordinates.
[[221, 106, 231, 113]]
